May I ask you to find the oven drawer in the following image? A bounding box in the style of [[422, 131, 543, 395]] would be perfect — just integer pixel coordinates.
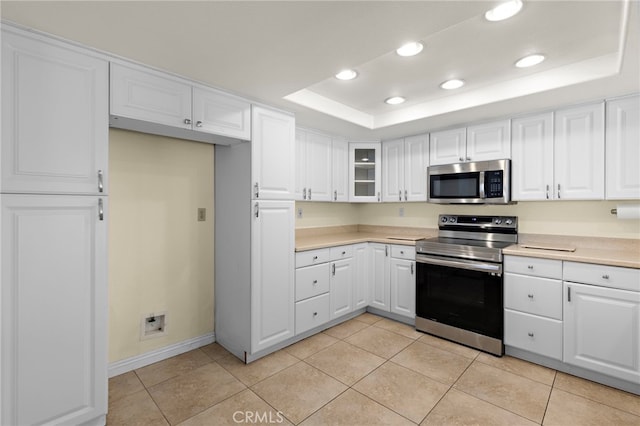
[[330, 245, 353, 260], [296, 248, 331, 268], [295, 263, 330, 302], [505, 273, 562, 320], [295, 293, 330, 335], [504, 309, 562, 360], [391, 245, 415, 260], [563, 262, 640, 292], [504, 256, 562, 279]]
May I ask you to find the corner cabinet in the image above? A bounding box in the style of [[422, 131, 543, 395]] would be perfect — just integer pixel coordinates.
[[349, 141, 381, 202], [1, 27, 108, 426]]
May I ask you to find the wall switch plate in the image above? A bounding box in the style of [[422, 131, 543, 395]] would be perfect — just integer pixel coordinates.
[[197, 208, 206, 221], [399, 207, 405, 217], [297, 207, 303, 218]]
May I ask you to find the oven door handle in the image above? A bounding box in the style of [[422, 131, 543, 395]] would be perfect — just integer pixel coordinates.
[[416, 254, 502, 275]]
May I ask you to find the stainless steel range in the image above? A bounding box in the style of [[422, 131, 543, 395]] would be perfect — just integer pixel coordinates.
[[415, 214, 518, 356]]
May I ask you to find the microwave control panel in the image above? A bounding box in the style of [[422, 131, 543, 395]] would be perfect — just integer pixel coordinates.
[[484, 170, 504, 198]]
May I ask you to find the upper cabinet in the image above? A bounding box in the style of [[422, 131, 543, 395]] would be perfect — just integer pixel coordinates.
[[295, 128, 332, 201], [606, 95, 640, 200], [110, 62, 251, 142], [332, 137, 349, 202], [382, 134, 429, 202], [430, 120, 510, 166], [1, 29, 109, 195], [252, 105, 295, 200], [349, 141, 382, 202], [554, 103, 605, 200]]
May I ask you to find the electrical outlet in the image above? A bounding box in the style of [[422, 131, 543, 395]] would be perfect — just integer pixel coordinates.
[[197, 208, 206, 221], [297, 207, 303, 218], [399, 207, 405, 217], [141, 313, 167, 340]]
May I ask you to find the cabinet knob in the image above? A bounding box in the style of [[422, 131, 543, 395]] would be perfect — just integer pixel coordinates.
[[459, 157, 464, 162], [527, 265, 534, 270], [528, 332, 534, 337], [400, 250, 404, 254], [195, 120, 203, 127], [342, 251, 346, 255], [602, 274, 610, 279], [184, 118, 192, 125], [312, 255, 318, 260], [528, 294, 534, 299], [313, 280, 318, 285], [313, 312, 318, 317]]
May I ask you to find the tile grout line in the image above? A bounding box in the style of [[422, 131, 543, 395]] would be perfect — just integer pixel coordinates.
[[540, 370, 558, 425], [133, 369, 173, 426]]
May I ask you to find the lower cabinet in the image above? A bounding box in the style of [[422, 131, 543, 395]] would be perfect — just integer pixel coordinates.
[[330, 257, 354, 319], [368, 243, 415, 319], [1, 194, 107, 426], [352, 243, 369, 310], [295, 293, 331, 335], [369, 243, 390, 311]]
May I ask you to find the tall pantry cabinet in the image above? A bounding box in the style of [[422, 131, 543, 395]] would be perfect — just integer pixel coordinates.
[[1, 27, 108, 425], [215, 105, 296, 362]]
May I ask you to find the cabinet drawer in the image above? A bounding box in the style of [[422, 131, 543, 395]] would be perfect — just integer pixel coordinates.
[[295, 264, 330, 302], [295, 293, 330, 335], [391, 245, 416, 260], [504, 256, 562, 279], [563, 261, 640, 292], [505, 273, 562, 319], [504, 309, 562, 360], [330, 245, 353, 260], [296, 248, 331, 268]]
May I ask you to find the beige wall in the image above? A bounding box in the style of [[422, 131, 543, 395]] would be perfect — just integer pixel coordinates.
[[297, 201, 640, 239], [108, 129, 215, 363]]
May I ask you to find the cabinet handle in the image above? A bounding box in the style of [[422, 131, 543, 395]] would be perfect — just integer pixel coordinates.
[[459, 157, 464, 162], [546, 184, 550, 200], [308, 188, 312, 200], [466, 157, 471, 161], [98, 198, 104, 221], [377, 192, 381, 202], [404, 190, 407, 201], [195, 120, 203, 128], [568, 286, 571, 302], [385, 246, 388, 257], [254, 182, 260, 198], [332, 263, 336, 276], [411, 263, 414, 275], [184, 118, 192, 125], [254, 202, 259, 218], [98, 170, 104, 193], [528, 294, 534, 299], [557, 184, 561, 199], [334, 190, 337, 201], [602, 274, 610, 279], [303, 188, 307, 200], [399, 192, 402, 202], [528, 332, 534, 337]]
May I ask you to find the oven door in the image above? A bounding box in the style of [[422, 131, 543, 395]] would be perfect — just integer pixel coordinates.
[[415, 254, 503, 340]]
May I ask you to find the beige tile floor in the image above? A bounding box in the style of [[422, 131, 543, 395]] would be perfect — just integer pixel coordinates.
[[108, 313, 640, 425]]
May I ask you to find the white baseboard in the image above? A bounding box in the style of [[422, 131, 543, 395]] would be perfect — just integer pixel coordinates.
[[108, 332, 215, 378]]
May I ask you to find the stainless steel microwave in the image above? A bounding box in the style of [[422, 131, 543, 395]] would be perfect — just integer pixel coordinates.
[[427, 159, 512, 204]]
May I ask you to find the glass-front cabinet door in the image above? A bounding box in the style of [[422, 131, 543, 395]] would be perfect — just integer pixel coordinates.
[[349, 142, 381, 202]]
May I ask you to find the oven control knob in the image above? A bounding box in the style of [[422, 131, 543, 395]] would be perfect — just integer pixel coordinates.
[[505, 218, 513, 225], [494, 218, 502, 225], [449, 217, 456, 223], [441, 217, 448, 223]]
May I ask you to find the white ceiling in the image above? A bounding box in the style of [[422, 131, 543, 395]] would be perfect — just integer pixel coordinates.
[[2, 1, 638, 140]]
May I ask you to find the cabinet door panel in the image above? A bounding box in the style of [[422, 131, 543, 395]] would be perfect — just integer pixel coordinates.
[[511, 113, 554, 201], [1, 195, 107, 426], [606, 95, 640, 200], [332, 137, 349, 202], [349, 142, 381, 202], [382, 139, 404, 202], [192, 87, 251, 140], [390, 259, 415, 319], [2, 31, 108, 194], [352, 244, 369, 310], [251, 201, 295, 352], [554, 103, 605, 200], [306, 131, 333, 201], [429, 128, 466, 166], [294, 129, 308, 200], [403, 134, 429, 202], [330, 259, 354, 319], [369, 244, 389, 311], [564, 282, 640, 383], [466, 119, 511, 162], [251, 106, 295, 200]]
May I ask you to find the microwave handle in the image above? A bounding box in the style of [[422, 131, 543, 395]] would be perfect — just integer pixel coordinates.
[[479, 171, 486, 199]]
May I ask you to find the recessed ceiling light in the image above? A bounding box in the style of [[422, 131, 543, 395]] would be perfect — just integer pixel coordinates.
[[515, 54, 545, 68], [440, 79, 465, 90], [485, 0, 523, 22], [385, 96, 406, 105], [335, 69, 358, 80], [396, 42, 424, 57]]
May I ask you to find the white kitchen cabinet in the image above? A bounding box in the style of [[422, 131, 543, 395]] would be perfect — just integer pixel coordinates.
[[466, 119, 511, 162], [606, 95, 640, 200], [1, 29, 108, 195], [295, 128, 332, 201], [252, 105, 296, 200], [349, 141, 382, 202], [430, 121, 510, 166], [382, 134, 429, 202], [563, 281, 640, 384], [251, 200, 296, 352], [511, 113, 555, 201], [352, 243, 369, 310], [330, 258, 354, 319], [389, 246, 416, 319], [554, 102, 605, 200], [429, 127, 466, 166], [110, 62, 251, 141], [1, 194, 107, 426], [369, 243, 390, 311], [332, 137, 349, 202]]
